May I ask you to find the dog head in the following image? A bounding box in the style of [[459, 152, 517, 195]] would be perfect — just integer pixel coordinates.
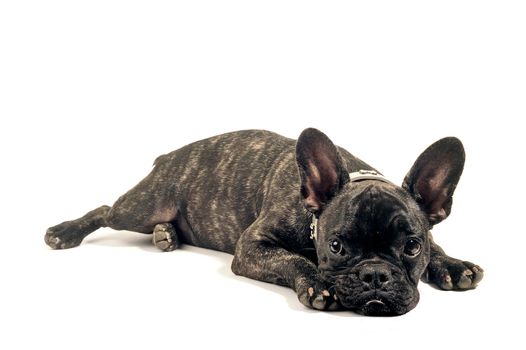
[[296, 128, 465, 316]]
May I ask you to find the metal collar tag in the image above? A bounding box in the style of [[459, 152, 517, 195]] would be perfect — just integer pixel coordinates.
[[309, 216, 318, 241]]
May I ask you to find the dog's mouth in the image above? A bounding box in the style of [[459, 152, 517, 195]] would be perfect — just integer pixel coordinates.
[[361, 299, 392, 316], [358, 298, 393, 316], [334, 291, 418, 316], [330, 280, 419, 316]]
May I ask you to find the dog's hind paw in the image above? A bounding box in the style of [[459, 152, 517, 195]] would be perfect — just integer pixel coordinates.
[[45, 222, 84, 249], [153, 223, 180, 252]]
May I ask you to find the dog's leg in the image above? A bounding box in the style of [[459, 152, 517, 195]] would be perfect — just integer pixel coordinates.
[[421, 233, 484, 290], [45, 205, 111, 249], [231, 224, 341, 311], [45, 171, 178, 250]]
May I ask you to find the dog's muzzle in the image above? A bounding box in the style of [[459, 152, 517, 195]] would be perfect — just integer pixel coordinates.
[[327, 261, 419, 316]]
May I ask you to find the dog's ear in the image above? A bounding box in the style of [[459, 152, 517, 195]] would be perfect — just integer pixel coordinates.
[[402, 137, 465, 226], [296, 128, 349, 214]]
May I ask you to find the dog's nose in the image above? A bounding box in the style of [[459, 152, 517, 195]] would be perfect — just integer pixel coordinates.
[[358, 264, 392, 288]]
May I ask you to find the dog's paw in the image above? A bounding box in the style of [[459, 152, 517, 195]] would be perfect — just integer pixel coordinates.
[[153, 223, 180, 252], [295, 277, 341, 311], [45, 222, 84, 249], [423, 256, 484, 291]]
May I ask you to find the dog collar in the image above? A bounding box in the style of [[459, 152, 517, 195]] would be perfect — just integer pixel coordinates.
[[309, 170, 392, 241], [348, 169, 392, 184]]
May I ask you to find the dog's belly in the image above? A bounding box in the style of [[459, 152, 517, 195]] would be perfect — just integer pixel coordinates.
[[177, 166, 266, 253], [176, 199, 256, 254]]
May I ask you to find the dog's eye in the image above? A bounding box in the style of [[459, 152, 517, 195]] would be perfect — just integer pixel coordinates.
[[329, 238, 344, 255], [404, 238, 422, 257]]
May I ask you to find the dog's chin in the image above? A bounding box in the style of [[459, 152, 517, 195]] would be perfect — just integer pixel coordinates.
[[358, 299, 394, 316], [337, 291, 419, 317], [355, 297, 413, 316]]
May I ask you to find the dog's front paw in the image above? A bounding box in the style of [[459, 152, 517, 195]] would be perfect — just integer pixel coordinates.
[[423, 256, 484, 290], [295, 276, 341, 311]]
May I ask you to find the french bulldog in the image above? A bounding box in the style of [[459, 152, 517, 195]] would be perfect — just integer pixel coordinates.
[[45, 128, 483, 316]]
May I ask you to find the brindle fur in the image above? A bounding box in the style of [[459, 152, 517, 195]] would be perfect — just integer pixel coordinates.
[[45, 129, 483, 315]]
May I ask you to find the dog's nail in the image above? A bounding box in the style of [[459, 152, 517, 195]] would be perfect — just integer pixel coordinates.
[[307, 287, 314, 297], [333, 294, 338, 301], [464, 269, 473, 277], [473, 265, 484, 273], [442, 274, 453, 290], [322, 290, 330, 297]]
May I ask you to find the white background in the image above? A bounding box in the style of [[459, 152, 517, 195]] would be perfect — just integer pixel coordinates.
[[1, 1, 525, 349]]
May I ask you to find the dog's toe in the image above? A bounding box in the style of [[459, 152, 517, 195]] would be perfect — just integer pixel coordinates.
[[440, 273, 454, 290], [457, 269, 473, 289], [45, 230, 62, 249]]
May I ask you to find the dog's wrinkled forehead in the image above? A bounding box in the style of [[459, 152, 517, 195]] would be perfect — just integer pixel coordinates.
[[323, 183, 427, 239]]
